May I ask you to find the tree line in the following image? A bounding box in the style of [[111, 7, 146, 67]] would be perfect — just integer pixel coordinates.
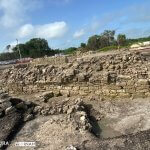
[[65, 30, 150, 54], [63, 30, 127, 54], [0, 30, 150, 61], [0, 38, 61, 61]]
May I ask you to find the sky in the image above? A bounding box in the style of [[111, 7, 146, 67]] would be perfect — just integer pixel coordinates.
[[0, 0, 150, 52]]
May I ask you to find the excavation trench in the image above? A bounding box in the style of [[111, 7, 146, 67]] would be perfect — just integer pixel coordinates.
[[98, 118, 121, 138], [1, 93, 150, 150], [90, 117, 121, 139], [84, 97, 150, 140]]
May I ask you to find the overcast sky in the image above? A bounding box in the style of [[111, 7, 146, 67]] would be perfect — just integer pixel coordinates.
[[0, 0, 150, 52]]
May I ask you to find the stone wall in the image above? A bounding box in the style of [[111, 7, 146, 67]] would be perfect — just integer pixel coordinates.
[[0, 51, 150, 99], [31, 55, 76, 66]]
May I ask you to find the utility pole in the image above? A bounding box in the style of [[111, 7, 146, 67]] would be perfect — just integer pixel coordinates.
[[16, 39, 22, 60]]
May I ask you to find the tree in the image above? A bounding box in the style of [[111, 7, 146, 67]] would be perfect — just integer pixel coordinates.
[[6, 45, 11, 51], [117, 34, 127, 47], [80, 43, 86, 48], [101, 30, 116, 46], [87, 35, 100, 50], [87, 30, 116, 51], [12, 38, 57, 58], [0, 52, 19, 61]]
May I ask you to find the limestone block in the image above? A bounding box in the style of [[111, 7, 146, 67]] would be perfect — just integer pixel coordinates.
[[117, 89, 126, 93], [125, 88, 136, 93], [77, 73, 86, 82], [80, 86, 89, 90], [136, 89, 149, 93], [70, 91, 79, 96], [110, 90, 117, 94], [132, 92, 146, 98], [126, 80, 135, 86], [137, 79, 149, 85], [102, 89, 110, 95], [60, 90, 70, 96], [79, 91, 88, 96], [109, 85, 122, 90], [136, 85, 149, 90], [64, 87, 72, 90], [116, 82, 127, 87], [72, 86, 80, 91], [108, 93, 118, 97], [118, 93, 131, 98], [95, 90, 102, 95], [117, 75, 132, 80]]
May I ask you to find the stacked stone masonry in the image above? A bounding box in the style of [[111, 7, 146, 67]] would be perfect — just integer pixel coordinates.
[[31, 55, 76, 66], [0, 51, 150, 99]]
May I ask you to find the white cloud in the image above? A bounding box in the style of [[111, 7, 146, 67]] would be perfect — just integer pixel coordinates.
[[17, 24, 34, 38], [73, 29, 85, 38], [17, 21, 68, 39], [0, 0, 41, 28], [36, 22, 68, 39], [0, 0, 25, 28]]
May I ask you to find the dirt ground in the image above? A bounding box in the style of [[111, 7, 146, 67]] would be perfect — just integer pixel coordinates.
[[6, 93, 150, 150]]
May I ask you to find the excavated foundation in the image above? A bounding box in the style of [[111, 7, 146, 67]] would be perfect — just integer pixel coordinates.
[[0, 50, 150, 149]]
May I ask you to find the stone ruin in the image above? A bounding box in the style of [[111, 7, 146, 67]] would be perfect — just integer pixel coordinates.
[[0, 51, 150, 99], [0, 50, 150, 150]]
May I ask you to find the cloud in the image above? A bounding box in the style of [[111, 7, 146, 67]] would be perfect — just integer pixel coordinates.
[[0, 0, 41, 28], [73, 29, 85, 38], [36, 22, 68, 39], [17, 24, 34, 38], [17, 21, 68, 39], [0, 0, 25, 28]]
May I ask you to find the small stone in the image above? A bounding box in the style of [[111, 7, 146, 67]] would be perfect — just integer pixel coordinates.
[[24, 114, 34, 122], [40, 91, 54, 102], [80, 116, 86, 122], [41, 109, 49, 116], [63, 106, 69, 113], [77, 73, 85, 82], [58, 108, 62, 113], [5, 106, 16, 115], [65, 145, 77, 150], [67, 106, 74, 114], [33, 106, 42, 114], [48, 109, 55, 115]]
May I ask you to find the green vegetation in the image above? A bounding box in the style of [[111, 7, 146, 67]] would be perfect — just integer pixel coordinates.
[[63, 47, 77, 55], [0, 52, 19, 61], [99, 45, 118, 52], [0, 30, 150, 61], [87, 30, 116, 51], [126, 37, 150, 46], [12, 38, 59, 58], [0, 38, 61, 61], [78, 31, 150, 53], [117, 34, 127, 47]]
